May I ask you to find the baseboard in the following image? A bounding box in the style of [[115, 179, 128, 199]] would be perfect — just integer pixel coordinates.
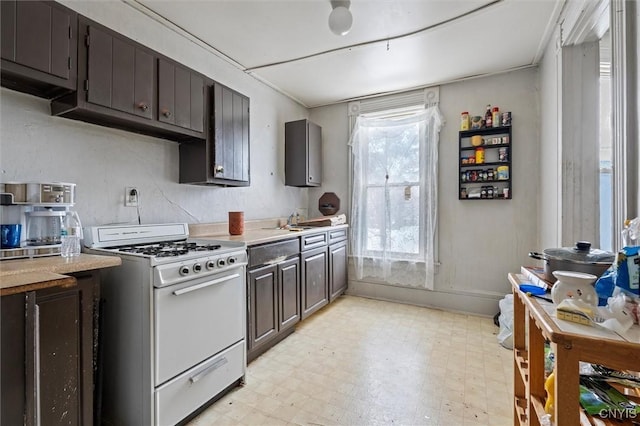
[[346, 280, 504, 317]]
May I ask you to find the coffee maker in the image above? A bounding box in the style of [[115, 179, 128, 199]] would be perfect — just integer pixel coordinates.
[[1, 182, 80, 260]]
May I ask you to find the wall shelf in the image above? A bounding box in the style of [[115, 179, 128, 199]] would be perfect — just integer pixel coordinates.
[[459, 125, 512, 200]]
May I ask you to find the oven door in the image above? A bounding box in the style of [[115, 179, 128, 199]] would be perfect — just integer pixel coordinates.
[[153, 266, 245, 385]]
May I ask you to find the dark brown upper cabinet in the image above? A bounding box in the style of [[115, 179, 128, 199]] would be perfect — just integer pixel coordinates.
[[158, 59, 204, 132], [285, 119, 322, 187], [1, 0, 77, 98], [85, 24, 154, 120], [179, 82, 250, 186], [51, 17, 206, 143]]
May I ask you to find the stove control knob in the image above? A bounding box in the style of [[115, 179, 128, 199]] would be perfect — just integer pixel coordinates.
[[179, 266, 190, 276], [206, 260, 216, 270], [193, 263, 202, 273], [227, 256, 236, 265], [217, 258, 226, 267]]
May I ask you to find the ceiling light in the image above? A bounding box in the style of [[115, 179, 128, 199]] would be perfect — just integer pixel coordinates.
[[328, 3, 352, 36]]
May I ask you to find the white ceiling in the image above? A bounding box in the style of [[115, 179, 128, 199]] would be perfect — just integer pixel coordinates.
[[130, 0, 565, 107]]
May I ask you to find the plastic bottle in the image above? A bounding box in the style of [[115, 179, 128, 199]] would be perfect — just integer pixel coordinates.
[[475, 147, 485, 164], [61, 211, 82, 257], [492, 107, 500, 127], [484, 104, 492, 128], [622, 217, 640, 247]]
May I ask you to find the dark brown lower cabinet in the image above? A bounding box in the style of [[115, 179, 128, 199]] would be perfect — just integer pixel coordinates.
[[248, 264, 278, 352], [328, 240, 347, 302], [0, 272, 98, 426], [301, 246, 328, 320], [247, 255, 300, 362]]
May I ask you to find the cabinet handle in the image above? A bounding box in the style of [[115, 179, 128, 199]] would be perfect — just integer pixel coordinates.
[[137, 102, 149, 111], [309, 176, 313, 180], [35, 304, 42, 425], [189, 357, 228, 384], [215, 165, 224, 174], [172, 273, 239, 296], [162, 110, 172, 118]]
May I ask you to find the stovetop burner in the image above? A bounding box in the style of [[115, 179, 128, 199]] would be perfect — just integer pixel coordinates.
[[117, 241, 222, 257]]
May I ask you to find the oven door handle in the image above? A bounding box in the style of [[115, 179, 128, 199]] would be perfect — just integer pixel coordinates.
[[172, 273, 240, 296], [189, 357, 228, 384]]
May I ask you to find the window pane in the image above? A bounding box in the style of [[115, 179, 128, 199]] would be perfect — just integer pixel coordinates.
[[366, 124, 420, 185], [365, 187, 384, 251], [365, 185, 420, 255], [388, 185, 419, 254]]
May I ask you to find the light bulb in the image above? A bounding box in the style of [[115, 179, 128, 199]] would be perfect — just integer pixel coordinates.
[[328, 6, 352, 36]]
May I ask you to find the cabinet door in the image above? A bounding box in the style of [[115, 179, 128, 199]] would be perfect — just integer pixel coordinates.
[[1, 0, 77, 97], [285, 119, 322, 187], [1, 293, 26, 426], [329, 241, 347, 302], [158, 58, 175, 125], [301, 246, 328, 320], [25, 274, 97, 426], [158, 60, 204, 131], [86, 24, 112, 108], [307, 121, 322, 185], [248, 265, 278, 351], [0, 1, 16, 62], [12, 1, 71, 79], [278, 256, 300, 331], [212, 83, 250, 184], [87, 25, 154, 119]]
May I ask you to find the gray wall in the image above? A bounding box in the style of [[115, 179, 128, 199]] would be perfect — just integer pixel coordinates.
[[309, 68, 541, 316], [1, 1, 309, 227]]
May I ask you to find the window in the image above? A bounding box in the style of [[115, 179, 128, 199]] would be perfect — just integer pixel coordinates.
[[349, 102, 442, 290], [599, 30, 613, 251], [359, 111, 423, 259]]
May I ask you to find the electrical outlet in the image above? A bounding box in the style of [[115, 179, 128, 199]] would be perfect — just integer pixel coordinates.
[[125, 187, 138, 207]]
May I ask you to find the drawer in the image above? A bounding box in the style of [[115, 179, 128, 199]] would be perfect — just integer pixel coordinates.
[[301, 231, 328, 251], [248, 238, 299, 268], [155, 340, 245, 426], [328, 228, 348, 244]]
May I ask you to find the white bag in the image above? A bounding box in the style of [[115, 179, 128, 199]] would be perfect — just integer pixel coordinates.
[[497, 294, 514, 349]]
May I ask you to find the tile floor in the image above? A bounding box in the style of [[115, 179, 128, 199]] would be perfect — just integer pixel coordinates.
[[187, 295, 513, 426]]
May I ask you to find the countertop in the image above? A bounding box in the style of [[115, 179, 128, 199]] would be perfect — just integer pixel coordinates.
[[189, 221, 348, 246], [0, 254, 121, 296]]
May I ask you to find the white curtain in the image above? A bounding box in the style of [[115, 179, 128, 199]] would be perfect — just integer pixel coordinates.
[[349, 105, 443, 290]]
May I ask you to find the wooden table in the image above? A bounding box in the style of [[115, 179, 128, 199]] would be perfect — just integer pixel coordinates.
[[508, 273, 640, 426]]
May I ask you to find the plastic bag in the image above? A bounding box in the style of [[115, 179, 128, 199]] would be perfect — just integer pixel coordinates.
[[497, 294, 514, 349], [595, 267, 616, 306], [595, 246, 640, 305], [615, 246, 639, 296]]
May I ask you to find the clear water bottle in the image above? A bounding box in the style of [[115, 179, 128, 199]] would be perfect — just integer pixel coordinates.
[[61, 211, 82, 257], [622, 217, 640, 247]]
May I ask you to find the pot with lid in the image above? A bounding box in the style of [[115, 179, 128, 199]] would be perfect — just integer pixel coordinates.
[[529, 241, 615, 283]]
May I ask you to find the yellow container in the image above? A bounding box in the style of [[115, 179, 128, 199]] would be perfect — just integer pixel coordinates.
[[460, 112, 470, 131], [497, 166, 509, 180], [475, 147, 484, 164]]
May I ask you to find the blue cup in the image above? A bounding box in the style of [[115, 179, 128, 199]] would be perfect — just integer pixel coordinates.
[[1, 224, 22, 248]]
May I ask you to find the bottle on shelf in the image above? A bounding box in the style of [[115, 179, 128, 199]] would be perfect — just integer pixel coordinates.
[[61, 210, 82, 257], [492, 107, 500, 128], [460, 111, 470, 130], [484, 104, 492, 128]]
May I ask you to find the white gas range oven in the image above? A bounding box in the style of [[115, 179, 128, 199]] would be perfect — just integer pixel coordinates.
[[84, 223, 247, 426]]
